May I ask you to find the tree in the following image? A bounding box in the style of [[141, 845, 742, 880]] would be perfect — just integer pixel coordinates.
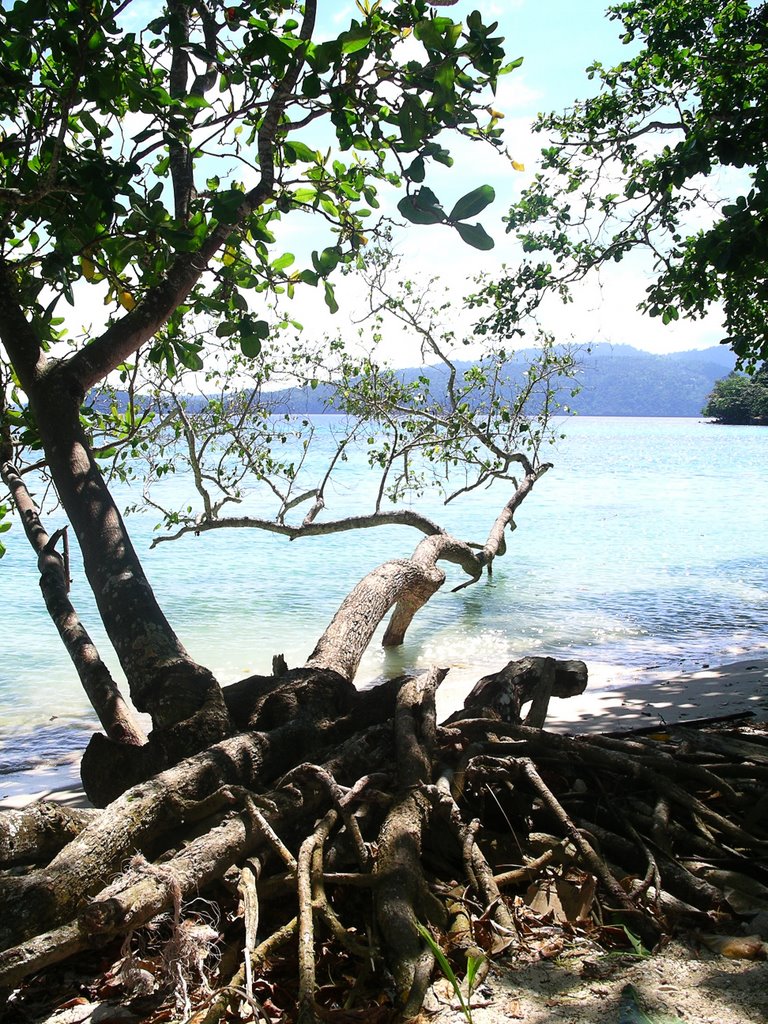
[[123, 246, 571, 550], [703, 365, 768, 422], [0, 0, 510, 750], [488, 0, 768, 365], [1, 4, 764, 1017], [0, 0, 563, 1011]]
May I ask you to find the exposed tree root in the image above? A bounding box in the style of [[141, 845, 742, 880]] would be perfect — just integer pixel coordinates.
[[2, 660, 767, 1022], [0, 802, 98, 867]]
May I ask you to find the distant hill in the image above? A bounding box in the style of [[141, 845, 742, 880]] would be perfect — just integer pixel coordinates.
[[566, 343, 738, 416], [89, 344, 738, 418], [262, 343, 738, 418]]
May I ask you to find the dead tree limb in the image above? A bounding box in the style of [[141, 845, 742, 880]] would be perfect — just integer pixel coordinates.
[[0, 803, 98, 868], [457, 657, 588, 726]]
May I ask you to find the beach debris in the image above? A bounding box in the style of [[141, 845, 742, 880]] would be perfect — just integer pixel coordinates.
[[694, 933, 768, 960]]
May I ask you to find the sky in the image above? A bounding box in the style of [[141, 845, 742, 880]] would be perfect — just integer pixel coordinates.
[[275, 0, 729, 364]]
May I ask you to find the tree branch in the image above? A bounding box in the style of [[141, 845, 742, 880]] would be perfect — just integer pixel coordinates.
[[150, 508, 446, 547], [61, 0, 318, 393]]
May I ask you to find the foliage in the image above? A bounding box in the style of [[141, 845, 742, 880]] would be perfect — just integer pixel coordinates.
[[416, 922, 485, 1024], [0, 0, 515, 551], [491, 0, 768, 365], [119, 248, 576, 544], [702, 364, 768, 423]]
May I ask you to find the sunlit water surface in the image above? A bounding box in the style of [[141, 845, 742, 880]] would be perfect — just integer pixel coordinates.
[[2, 416, 766, 796]]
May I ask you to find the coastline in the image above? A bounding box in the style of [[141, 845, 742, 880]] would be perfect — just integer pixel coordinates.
[[2, 655, 767, 810]]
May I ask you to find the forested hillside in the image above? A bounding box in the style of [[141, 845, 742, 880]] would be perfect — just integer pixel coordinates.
[[267, 344, 737, 417]]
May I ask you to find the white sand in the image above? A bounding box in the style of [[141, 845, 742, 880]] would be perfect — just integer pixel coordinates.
[[548, 656, 768, 733]]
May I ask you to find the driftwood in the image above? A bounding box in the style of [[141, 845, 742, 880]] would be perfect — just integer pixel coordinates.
[[456, 655, 588, 727], [2, 658, 767, 1022]]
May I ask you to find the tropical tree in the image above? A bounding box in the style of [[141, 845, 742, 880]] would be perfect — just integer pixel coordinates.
[[0, 0, 562, 1011], [0, 0, 510, 753], [487, 0, 768, 365], [703, 365, 768, 422], [2, 4, 762, 1017]]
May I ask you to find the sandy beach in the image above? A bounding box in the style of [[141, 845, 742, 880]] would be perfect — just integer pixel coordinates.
[[549, 655, 768, 733], [2, 655, 767, 811]]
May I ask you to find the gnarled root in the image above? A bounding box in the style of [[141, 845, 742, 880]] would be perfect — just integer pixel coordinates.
[[2, 664, 767, 1023]]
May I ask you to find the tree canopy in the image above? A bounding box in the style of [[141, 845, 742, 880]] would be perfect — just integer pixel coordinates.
[[702, 364, 768, 423], [0, 0, 515, 553], [0, 0, 508, 374], [490, 0, 768, 364]]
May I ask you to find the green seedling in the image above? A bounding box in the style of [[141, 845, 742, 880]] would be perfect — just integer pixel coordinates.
[[416, 922, 485, 1024], [621, 924, 653, 959], [604, 924, 653, 960]]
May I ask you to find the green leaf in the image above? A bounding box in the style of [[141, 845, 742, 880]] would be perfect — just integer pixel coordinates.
[[324, 280, 339, 314], [405, 155, 426, 183], [311, 247, 341, 276], [239, 335, 262, 358], [184, 95, 210, 110], [397, 188, 446, 225], [499, 56, 524, 73], [466, 953, 485, 993], [250, 222, 275, 244], [399, 93, 428, 150], [415, 924, 471, 1023], [80, 110, 102, 137], [449, 185, 495, 222], [340, 28, 370, 54], [237, 317, 269, 357], [301, 74, 322, 99], [243, 318, 270, 340], [176, 346, 203, 371], [284, 139, 318, 163], [271, 252, 295, 272], [454, 221, 494, 250], [211, 189, 244, 223]]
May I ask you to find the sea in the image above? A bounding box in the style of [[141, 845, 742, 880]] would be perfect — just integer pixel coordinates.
[[1, 415, 767, 799]]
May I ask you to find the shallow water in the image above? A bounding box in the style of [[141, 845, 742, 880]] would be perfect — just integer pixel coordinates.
[[2, 416, 766, 796]]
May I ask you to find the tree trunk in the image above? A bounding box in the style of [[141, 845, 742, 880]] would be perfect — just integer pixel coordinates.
[[0, 804, 98, 868], [306, 559, 445, 680], [27, 372, 231, 744], [1, 459, 146, 746]]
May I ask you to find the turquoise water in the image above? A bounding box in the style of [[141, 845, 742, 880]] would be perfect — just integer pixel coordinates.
[[1, 416, 767, 791]]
